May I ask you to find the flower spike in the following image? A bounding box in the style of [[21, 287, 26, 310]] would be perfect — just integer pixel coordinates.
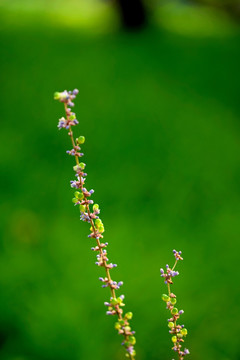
[[54, 89, 136, 359], [160, 250, 189, 360]]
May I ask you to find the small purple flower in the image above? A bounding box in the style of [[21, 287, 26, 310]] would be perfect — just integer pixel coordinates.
[[106, 311, 113, 315], [57, 117, 68, 129], [70, 180, 80, 189], [173, 249, 183, 261]]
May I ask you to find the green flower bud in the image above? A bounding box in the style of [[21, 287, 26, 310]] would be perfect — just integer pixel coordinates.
[[115, 322, 121, 330], [72, 197, 78, 204], [80, 205, 86, 212], [93, 204, 99, 211], [98, 226, 105, 233], [181, 328, 188, 336], [125, 312, 133, 320], [129, 336, 136, 345], [95, 219, 102, 227], [74, 191, 83, 200], [168, 322, 174, 328], [170, 298, 177, 305], [162, 294, 170, 302], [119, 319, 125, 326], [110, 298, 118, 306], [78, 136, 85, 144], [54, 92, 60, 100], [172, 336, 177, 343], [117, 297, 125, 306], [124, 326, 131, 332], [124, 341, 130, 348], [79, 162, 86, 169], [171, 308, 178, 315], [177, 333, 183, 338]]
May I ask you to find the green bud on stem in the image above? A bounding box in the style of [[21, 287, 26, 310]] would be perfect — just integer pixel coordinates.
[[171, 308, 178, 315], [125, 312, 133, 320], [162, 294, 170, 302], [172, 336, 177, 343], [78, 136, 85, 144]]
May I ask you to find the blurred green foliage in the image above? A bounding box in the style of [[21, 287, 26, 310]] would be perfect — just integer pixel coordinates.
[[0, 2, 240, 360]]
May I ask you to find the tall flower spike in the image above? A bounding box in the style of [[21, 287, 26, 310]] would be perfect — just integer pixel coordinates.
[[160, 250, 189, 360], [54, 89, 136, 359]]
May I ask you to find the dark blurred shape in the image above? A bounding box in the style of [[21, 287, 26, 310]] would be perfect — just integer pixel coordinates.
[[115, 0, 147, 29]]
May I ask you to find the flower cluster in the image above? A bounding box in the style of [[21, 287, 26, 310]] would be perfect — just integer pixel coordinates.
[[55, 89, 136, 359], [160, 250, 189, 360]]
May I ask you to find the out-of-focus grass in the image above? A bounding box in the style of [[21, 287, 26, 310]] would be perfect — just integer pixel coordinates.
[[0, 3, 240, 360]]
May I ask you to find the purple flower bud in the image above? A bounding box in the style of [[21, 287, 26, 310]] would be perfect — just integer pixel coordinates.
[[73, 89, 79, 95], [179, 310, 184, 315], [184, 349, 190, 355]]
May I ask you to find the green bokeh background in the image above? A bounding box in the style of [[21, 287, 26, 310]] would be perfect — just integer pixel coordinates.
[[1, 1, 240, 360]]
